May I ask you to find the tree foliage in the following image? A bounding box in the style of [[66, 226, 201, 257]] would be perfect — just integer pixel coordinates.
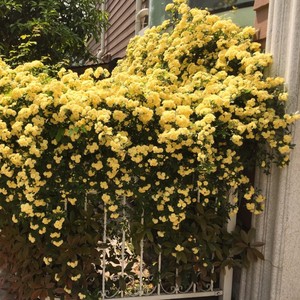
[[0, 0, 108, 65]]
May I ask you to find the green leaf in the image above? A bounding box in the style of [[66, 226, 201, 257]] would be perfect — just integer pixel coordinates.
[[251, 248, 265, 260], [246, 249, 257, 263], [248, 228, 256, 242], [251, 241, 265, 248], [119, 276, 126, 291], [146, 230, 154, 242], [241, 230, 249, 244], [215, 248, 223, 260], [196, 203, 204, 215], [230, 247, 244, 256], [55, 128, 65, 142], [235, 242, 248, 248]]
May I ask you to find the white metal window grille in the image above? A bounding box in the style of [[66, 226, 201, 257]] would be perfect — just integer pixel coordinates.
[[83, 192, 234, 300]]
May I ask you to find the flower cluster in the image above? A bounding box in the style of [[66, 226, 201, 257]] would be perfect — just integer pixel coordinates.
[[0, 0, 299, 298]]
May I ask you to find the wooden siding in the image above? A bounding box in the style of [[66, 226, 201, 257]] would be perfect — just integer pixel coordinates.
[[88, 0, 149, 62], [88, 38, 101, 59], [254, 0, 269, 48], [105, 0, 136, 59]]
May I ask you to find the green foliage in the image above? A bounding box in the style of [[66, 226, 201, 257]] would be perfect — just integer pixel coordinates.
[[0, 0, 108, 65]]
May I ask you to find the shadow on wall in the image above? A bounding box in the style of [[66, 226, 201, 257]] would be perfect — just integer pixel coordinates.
[[68, 57, 122, 76]]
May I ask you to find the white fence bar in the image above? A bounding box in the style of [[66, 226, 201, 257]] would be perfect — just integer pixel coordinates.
[[49, 192, 231, 300], [121, 196, 127, 298], [157, 245, 162, 296], [139, 209, 144, 296], [219, 192, 236, 300], [102, 205, 107, 299]]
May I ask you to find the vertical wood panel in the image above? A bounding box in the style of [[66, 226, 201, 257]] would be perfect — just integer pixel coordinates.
[[254, 0, 269, 48], [105, 0, 136, 59], [88, 0, 149, 62]]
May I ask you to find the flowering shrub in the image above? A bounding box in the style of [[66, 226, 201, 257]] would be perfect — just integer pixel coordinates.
[[0, 0, 299, 299]]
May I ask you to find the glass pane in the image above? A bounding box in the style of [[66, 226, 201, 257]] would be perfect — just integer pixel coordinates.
[[189, 0, 253, 11]]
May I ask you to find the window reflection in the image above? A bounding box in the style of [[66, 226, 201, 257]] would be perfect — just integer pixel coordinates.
[[189, 0, 254, 12]]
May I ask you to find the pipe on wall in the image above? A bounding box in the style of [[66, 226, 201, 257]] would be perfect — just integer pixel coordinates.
[[97, 0, 107, 61], [135, 8, 149, 35]]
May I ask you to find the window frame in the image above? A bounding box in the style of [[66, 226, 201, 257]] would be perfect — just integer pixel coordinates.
[[189, 0, 254, 14]]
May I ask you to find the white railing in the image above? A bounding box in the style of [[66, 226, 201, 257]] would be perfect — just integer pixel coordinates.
[[83, 192, 233, 300], [43, 188, 235, 300]]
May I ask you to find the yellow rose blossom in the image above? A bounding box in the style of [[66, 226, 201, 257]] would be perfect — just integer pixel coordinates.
[[43, 257, 52, 265], [175, 245, 184, 252], [38, 227, 46, 235], [12, 214, 18, 223], [54, 217, 65, 230], [108, 205, 118, 212], [110, 213, 119, 219], [71, 274, 81, 281], [50, 232, 61, 238], [78, 293, 86, 299], [52, 240, 63, 247], [64, 287, 71, 294], [28, 233, 36, 243], [192, 247, 199, 254]]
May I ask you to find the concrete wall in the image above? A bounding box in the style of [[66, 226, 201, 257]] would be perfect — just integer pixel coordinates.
[[239, 0, 300, 299]]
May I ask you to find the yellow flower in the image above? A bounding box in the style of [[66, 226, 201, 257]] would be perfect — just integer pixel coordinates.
[[279, 145, 290, 154], [246, 203, 255, 212], [71, 274, 81, 281], [12, 214, 18, 223], [157, 231, 165, 237], [157, 204, 164, 211], [39, 227, 46, 235], [165, 3, 175, 11], [42, 218, 51, 224], [152, 218, 158, 224], [64, 286, 71, 294], [67, 260, 78, 268], [21, 203, 34, 216], [231, 134, 243, 146], [68, 197, 77, 205], [192, 247, 199, 254], [110, 213, 119, 219], [113, 110, 127, 122], [101, 193, 110, 203], [50, 232, 61, 238], [108, 205, 118, 212], [30, 223, 39, 230], [43, 257, 52, 265], [28, 233, 36, 243], [54, 217, 65, 230], [52, 240, 64, 247], [78, 293, 86, 299], [175, 245, 184, 252]]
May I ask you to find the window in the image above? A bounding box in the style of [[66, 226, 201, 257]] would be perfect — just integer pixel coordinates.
[[189, 0, 254, 13]]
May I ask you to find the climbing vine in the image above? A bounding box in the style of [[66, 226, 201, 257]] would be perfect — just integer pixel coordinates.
[[0, 0, 299, 299]]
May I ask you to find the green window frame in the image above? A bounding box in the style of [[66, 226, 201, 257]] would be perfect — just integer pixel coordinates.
[[189, 0, 254, 13]]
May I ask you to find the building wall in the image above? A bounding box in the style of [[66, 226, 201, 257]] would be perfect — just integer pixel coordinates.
[[88, 0, 148, 62], [104, 0, 136, 60], [253, 0, 269, 48], [239, 1, 300, 299]]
